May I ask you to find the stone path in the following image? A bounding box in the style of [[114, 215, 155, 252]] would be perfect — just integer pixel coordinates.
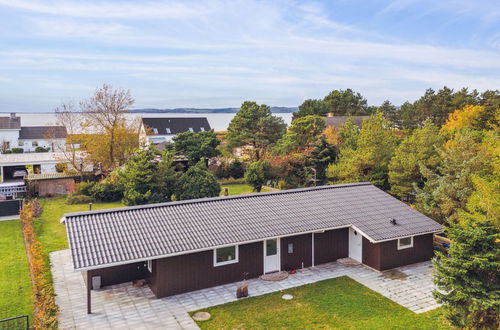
[[51, 250, 439, 329]]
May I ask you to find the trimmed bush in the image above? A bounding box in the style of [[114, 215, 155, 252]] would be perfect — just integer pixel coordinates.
[[228, 160, 245, 179], [66, 194, 94, 205], [77, 181, 96, 196], [35, 146, 49, 153], [20, 202, 58, 329], [90, 183, 123, 202], [11, 147, 24, 153]]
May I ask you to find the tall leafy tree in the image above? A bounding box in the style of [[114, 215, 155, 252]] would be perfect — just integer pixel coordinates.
[[118, 149, 177, 206], [173, 130, 220, 165], [442, 105, 499, 133], [244, 160, 271, 192], [323, 89, 370, 115], [274, 115, 326, 155], [80, 84, 138, 173], [388, 121, 444, 200], [326, 113, 400, 189], [226, 101, 287, 160], [175, 161, 220, 200], [292, 99, 329, 120]]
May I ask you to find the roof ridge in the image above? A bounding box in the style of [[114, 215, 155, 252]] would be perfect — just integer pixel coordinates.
[[62, 182, 373, 219]]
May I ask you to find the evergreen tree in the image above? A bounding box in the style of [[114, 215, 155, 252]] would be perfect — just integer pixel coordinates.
[[323, 89, 370, 115], [433, 216, 499, 329], [378, 100, 398, 125], [119, 149, 177, 205], [273, 115, 325, 155], [292, 99, 328, 120], [175, 161, 221, 200], [306, 136, 338, 185], [226, 101, 286, 160], [388, 121, 444, 200], [415, 130, 490, 223], [326, 113, 400, 189], [338, 117, 361, 150], [173, 130, 220, 165], [244, 160, 271, 192]]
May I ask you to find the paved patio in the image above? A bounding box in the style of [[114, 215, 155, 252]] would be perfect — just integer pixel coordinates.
[[51, 249, 439, 330]]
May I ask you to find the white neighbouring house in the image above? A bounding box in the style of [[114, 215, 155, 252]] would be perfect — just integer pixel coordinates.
[[0, 113, 67, 153], [139, 117, 212, 149]]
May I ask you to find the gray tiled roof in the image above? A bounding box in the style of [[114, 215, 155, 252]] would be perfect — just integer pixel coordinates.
[[0, 115, 21, 129], [323, 116, 369, 128], [142, 117, 211, 135], [63, 183, 442, 270], [19, 126, 67, 139]]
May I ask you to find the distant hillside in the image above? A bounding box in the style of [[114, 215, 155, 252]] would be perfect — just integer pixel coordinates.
[[130, 107, 297, 114]]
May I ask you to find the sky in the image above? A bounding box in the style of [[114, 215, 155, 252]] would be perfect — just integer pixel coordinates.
[[0, 0, 499, 112]]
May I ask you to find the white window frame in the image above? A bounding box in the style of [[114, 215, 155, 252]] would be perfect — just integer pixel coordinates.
[[165, 127, 171, 134], [397, 236, 414, 250], [152, 128, 158, 134], [188, 127, 194, 132], [200, 127, 205, 131], [32, 141, 38, 147], [146, 260, 153, 272], [213, 245, 239, 267]]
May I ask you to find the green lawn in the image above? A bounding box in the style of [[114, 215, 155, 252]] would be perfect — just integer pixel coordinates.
[[0, 220, 33, 321], [220, 184, 270, 196], [0, 197, 124, 323], [35, 197, 124, 252], [192, 276, 448, 329]]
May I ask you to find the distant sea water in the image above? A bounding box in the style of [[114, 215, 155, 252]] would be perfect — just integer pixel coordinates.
[[11, 112, 294, 132]]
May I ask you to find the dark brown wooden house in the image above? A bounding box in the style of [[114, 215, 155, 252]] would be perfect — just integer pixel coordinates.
[[62, 183, 442, 313]]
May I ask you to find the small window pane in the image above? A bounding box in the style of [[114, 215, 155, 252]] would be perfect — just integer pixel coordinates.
[[266, 239, 277, 256], [216, 246, 236, 263], [399, 237, 412, 247], [189, 127, 194, 132], [288, 243, 293, 254], [166, 128, 171, 134]]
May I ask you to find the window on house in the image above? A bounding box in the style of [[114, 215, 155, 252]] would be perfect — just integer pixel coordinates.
[[397, 236, 413, 250], [188, 127, 194, 132], [147, 260, 152, 273], [214, 245, 239, 266], [152, 128, 158, 134], [32, 141, 38, 147], [200, 127, 205, 131], [18, 141, 24, 146], [165, 128, 171, 134], [288, 243, 294, 254]]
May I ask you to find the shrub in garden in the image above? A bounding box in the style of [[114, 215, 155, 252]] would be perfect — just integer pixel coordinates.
[[90, 182, 123, 202], [55, 162, 67, 173], [228, 160, 245, 179], [66, 194, 94, 204], [11, 147, 24, 153], [35, 146, 49, 152]]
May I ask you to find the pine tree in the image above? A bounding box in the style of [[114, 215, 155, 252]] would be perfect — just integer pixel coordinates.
[[388, 121, 444, 200], [433, 216, 499, 329], [175, 161, 221, 200]]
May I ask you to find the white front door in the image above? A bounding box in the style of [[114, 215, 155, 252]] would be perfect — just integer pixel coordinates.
[[264, 238, 280, 273], [349, 227, 363, 262]]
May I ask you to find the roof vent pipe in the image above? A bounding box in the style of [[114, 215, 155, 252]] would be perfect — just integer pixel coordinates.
[[390, 218, 397, 225]]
